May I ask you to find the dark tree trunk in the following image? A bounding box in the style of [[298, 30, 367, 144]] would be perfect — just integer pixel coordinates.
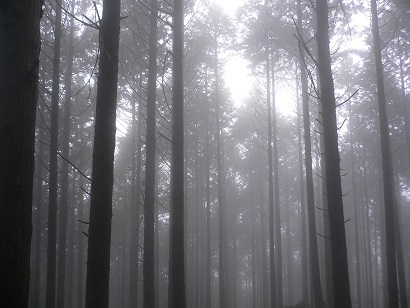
[[46, 1, 63, 307], [66, 204, 75, 308], [370, 0, 399, 306], [77, 175, 85, 308], [143, 0, 158, 306], [57, 7, 74, 307], [316, 1, 352, 307], [0, 1, 41, 307], [297, 2, 324, 305], [85, 0, 121, 307], [168, 0, 186, 306]]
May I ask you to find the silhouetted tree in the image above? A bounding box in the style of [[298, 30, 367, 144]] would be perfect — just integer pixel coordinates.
[[0, 1, 42, 307], [85, 0, 121, 307], [168, 0, 186, 306], [316, 1, 352, 307]]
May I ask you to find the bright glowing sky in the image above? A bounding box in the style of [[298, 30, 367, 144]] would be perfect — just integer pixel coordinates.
[[218, 0, 295, 115]]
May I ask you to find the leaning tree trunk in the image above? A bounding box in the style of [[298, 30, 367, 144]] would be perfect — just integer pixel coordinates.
[[296, 1, 324, 306], [0, 1, 42, 307], [85, 0, 121, 307], [316, 1, 352, 307], [168, 0, 186, 306], [143, 0, 158, 306], [370, 0, 399, 306]]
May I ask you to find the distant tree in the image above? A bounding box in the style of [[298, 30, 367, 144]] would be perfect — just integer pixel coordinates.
[[168, 0, 186, 306], [0, 1, 42, 307], [316, 1, 352, 307], [56, 4, 75, 306], [85, 0, 121, 307]]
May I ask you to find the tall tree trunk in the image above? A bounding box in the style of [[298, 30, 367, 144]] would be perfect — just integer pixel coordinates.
[[266, 50, 277, 308], [85, 0, 121, 306], [370, 0, 399, 306], [271, 64, 283, 308], [77, 175, 85, 308], [349, 108, 362, 308], [168, 0, 186, 306], [0, 1, 41, 307], [130, 77, 143, 308], [295, 66, 309, 305], [316, 1, 352, 307], [297, 2, 324, 305], [393, 176, 408, 308], [143, 0, 158, 306], [46, 1, 63, 306], [214, 46, 226, 308], [57, 7, 74, 307], [205, 68, 212, 308], [66, 204, 75, 308]]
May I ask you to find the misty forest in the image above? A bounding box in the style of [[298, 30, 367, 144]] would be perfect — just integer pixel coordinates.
[[1, 0, 410, 308]]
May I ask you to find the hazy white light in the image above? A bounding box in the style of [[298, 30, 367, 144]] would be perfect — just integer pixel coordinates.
[[224, 56, 252, 107]]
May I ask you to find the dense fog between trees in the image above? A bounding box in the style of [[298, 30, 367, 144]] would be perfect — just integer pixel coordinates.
[[1, 0, 410, 308]]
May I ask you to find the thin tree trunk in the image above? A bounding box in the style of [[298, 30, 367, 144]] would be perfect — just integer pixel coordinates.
[[168, 0, 186, 305], [85, 0, 121, 306], [349, 108, 362, 308], [393, 176, 408, 308], [316, 1, 352, 307], [370, 0, 399, 306], [46, 1, 63, 306], [66, 204, 75, 308], [77, 174, 85, 308], [295, 66, 309, 305], [205, 67, 212, 308], [214, 45, 226, 308], [143, 0, 158, 305], [270, 64, 283, 308], [266, 50, 277, 308], [57, 7, 74, 306], [0, 1, 41, 307]]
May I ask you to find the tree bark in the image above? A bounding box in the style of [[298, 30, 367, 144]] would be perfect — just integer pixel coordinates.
[[57, 7, 74, 306], [316, 1, 352, 307], [168, 0, 186, 306], [0, 1, 41, 307], [85, 0, 121, 307], [349, 108, 362, 308], [297, 2, 324, 305], [370, 0, 399, 306], [129, 90, 143, 308], [143, 0, 158, 306], [46, 1, 63, 307]]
